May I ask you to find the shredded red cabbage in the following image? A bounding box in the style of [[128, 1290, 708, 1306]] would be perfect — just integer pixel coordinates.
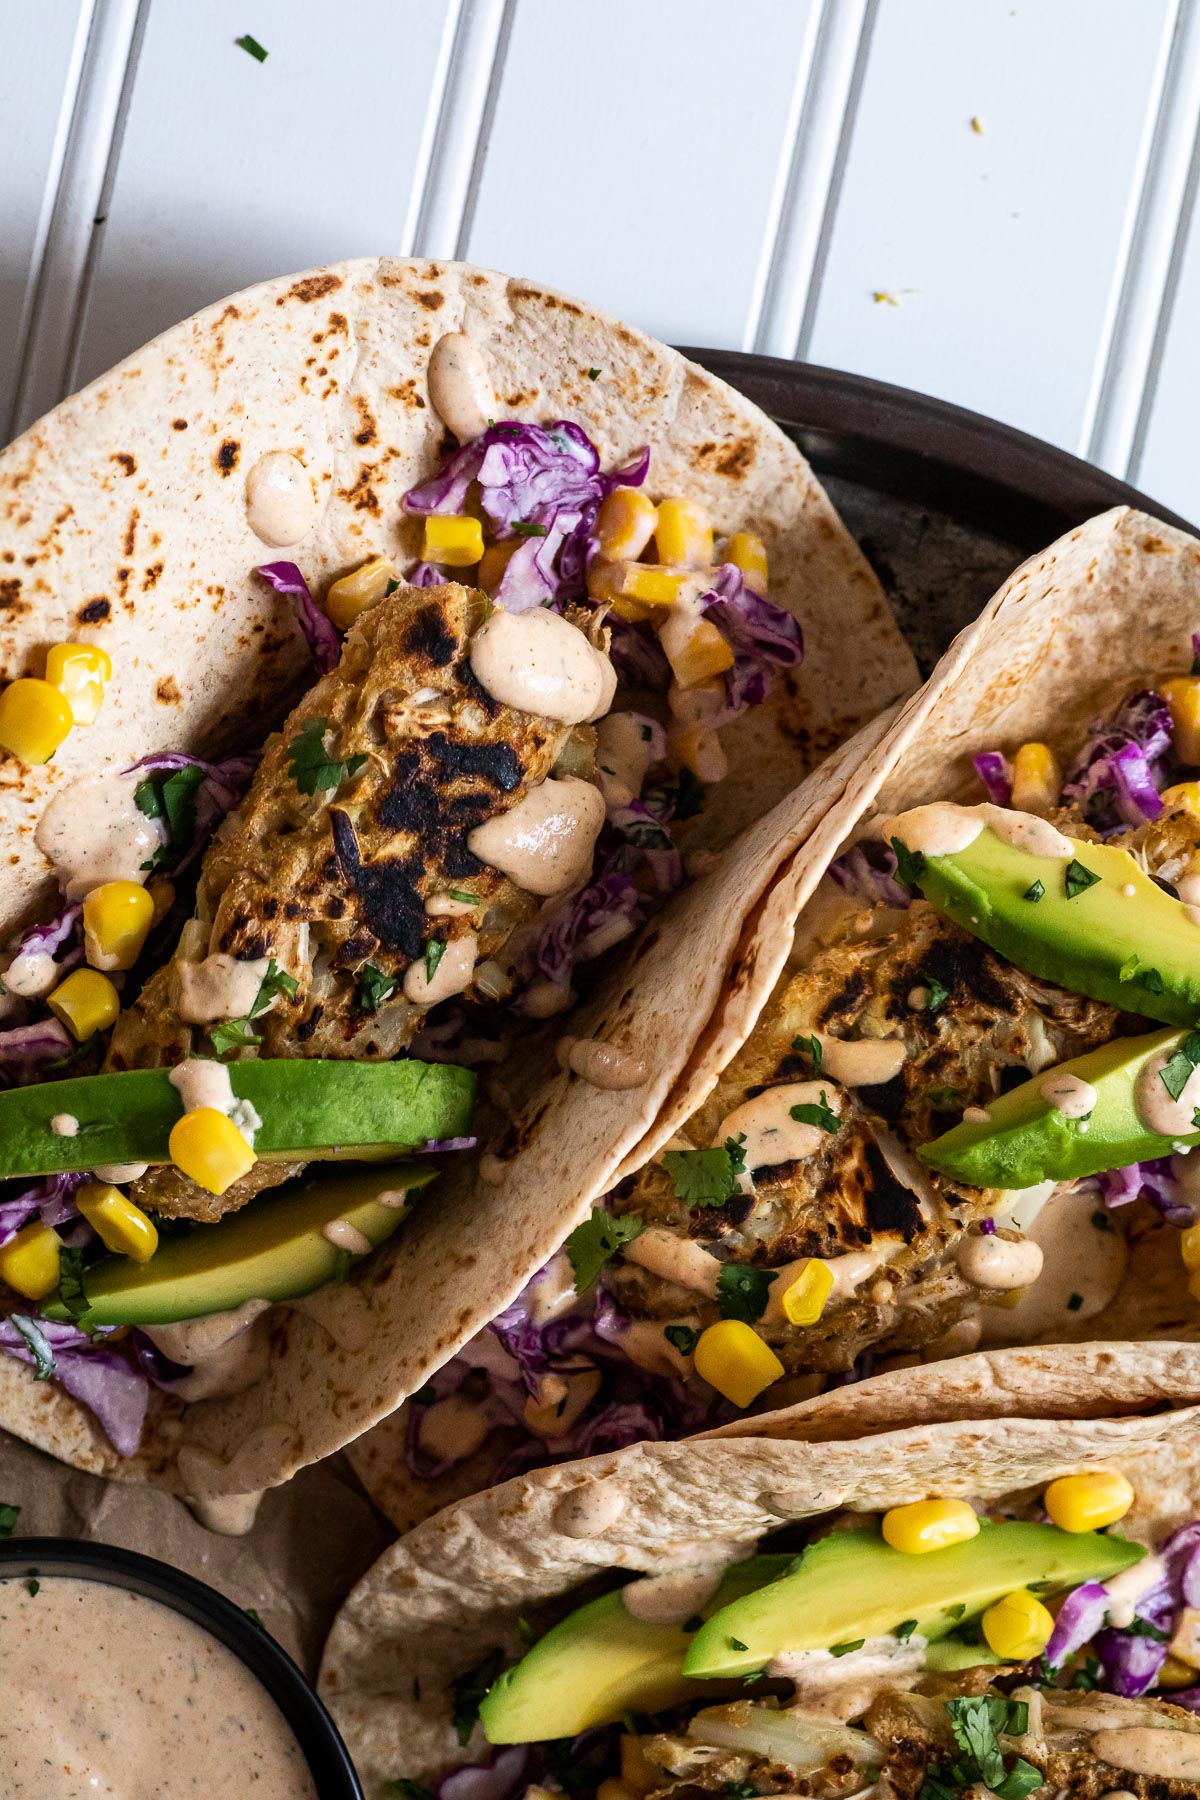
[[601, 794, 683, 894], [973, 751, 1013, 806], [1048, 1523, 1200, 1697], [438, 1747, 528, 1800], [1062, 690, 1173, 833], [0, 1315, 148, 1455], [1099, 1158, 1194, 1226], [700, 564, 803, 725], [255, 561, 341, 673], [408, 562, 442, 587], [0, 1173, 82, 1245], [527, 873, 643, 993], [828, 842, 913, 908], [10, 894, 81, 966], [0, 1019, 74, 1084]]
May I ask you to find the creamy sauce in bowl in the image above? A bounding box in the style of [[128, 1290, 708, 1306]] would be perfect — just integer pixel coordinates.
[[0, 1575, 318, 1796]]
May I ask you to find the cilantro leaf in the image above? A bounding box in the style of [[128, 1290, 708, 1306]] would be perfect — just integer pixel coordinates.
[[287, 718, 367, 795], [56, 1247, 91, 1326], [564, 1208, 644, 1292], [1023, 879, 1044, 902], [448, 889, 477, 905], [209, 1015, 261, 1055], [587, 367, 601, 380], [510, 521, 548, 538], [1142, 965, 1166, 995], [925, 977, 950, 1010], [789, 1090, 839, 1134], [235, 32, 268, 61], [890, 836, 925, 889], [209, 958, 298, 1054], [0, 1503, 18, 1539], [662, 1145, 740, 1207], [136, 764, 206, 872], [792, 1033, 822, 1070], [665, 1324, 701, 1356], [10, 1314, 55, 1380], [450, 1648, 504, 1746], [424, 938, 447, 987], [920, 1696, 1037, 1800], [895, 1618, 918, 1641], [25, 1577, 38, 1597], [1064, 857, 1100, 899], [715, 1263, 776, 1323], [357, 962, 396, 1013], [830, 1638, 865, 1656], [1124, 1614, 1169, 1639], [1160, 1032, 1200, 1101]]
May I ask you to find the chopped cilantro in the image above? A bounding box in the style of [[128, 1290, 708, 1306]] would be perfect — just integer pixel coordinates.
[[895, 1618, 918, 1641], [56, 1247, 91, 1326], [1070, 1653, 1100, 1690], [729, 1636, 748, 1653], [208, 1016, 260, 1055], [25, 1577, 38, 1597], [424, 938, 447, 987], [925, 977, 950, 1010], [890, 835, 925, 889], [671, 767, 706, 819], [1023, 879, 1044, 902], [209, 957, 298, 1055], [919, 1696, 1039, 1800], [332, 1249, 352, 1284], [792, 1033, 822, 1070], [830, 1638, 865, 1656], [287, 717, 367, 795], [450, 1649, 504, 1746], [10, 1314, 55, 1380], [723, 1786, 758, 1798], [0, 1504, 18, 1539], [947, 1604, 966, 1622], [510, 521, 549, 537], [587, 368, 601, 381], [385, 578, 401, 597], [1064, 858, 1100, 899], [1159, 1030, 1200, 1100], [136, 763, 206, 872], [448, 889, 477, 905], [1143, 965, 1166, 995], [1125, 1615, 1169, 1640], [564, 1207, 644, 1292], [929, 1085, 962, 1111], [715, 1262, 775, 1323], [1067, 1292, 1084, 1311], [662, 1141, 745, 1208], [357, 962, 396, 1013], [789, 1090, 839, 1134], [665, 1324, 701, 1357], [245, 1607, 263, 1625], [235, 32, 268, 61]]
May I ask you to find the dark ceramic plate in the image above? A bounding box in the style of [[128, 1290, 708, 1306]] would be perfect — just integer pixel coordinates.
[[684, 349, 1194, 676]]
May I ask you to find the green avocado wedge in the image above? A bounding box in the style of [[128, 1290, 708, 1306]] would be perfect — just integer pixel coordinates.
[[0, 1059, 475, 1179], [919, 1026, 1198, 1188], [479, 1555, 793, 1744], [683, 1523, 1141, 1680], [903, 820, 1200, 1025], [44, 1163, 435, 1326]]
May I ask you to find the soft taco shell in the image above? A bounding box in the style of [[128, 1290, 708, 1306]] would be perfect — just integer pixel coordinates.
[[320, 1343, 1200, 1791], [0, 262, 915, 1492]]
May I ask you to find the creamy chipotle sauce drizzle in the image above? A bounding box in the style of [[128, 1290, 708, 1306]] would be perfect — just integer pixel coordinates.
[[0, 1575, 317, 1796]]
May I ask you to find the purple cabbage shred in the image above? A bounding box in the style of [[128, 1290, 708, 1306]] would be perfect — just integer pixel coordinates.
[[256, 561, 341, 673], [973, 751, 1013, 806], [1062, 690, 1173, 833]]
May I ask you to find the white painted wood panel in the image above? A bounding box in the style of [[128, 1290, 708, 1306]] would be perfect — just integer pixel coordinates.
[[1129, 128, 1200, 525], [463, 0, 820, 351], [805, 0, 1176, 454], [0, 2, 92, 437], [72, 0, 454, 390]]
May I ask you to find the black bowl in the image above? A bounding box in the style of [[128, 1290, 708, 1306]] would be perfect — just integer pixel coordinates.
[[0, 1536, 363, 1798]]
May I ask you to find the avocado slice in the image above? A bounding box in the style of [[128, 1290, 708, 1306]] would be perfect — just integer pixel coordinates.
[[902, 821, 1200, 1025], [44, 1162, 434, 1325], [683, 1522, 1141, 1679], [919, 1025, 1197, 1187], [0, 1059, 474, 1179], [479, 1554, 793, 1744]]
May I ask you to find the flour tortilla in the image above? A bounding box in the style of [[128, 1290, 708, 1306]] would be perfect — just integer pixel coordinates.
[[320, 1343, 1200, 1791], [0, 260, 915, 1492]]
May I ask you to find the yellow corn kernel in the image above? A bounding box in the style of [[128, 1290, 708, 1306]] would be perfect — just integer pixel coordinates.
[[325, 556, 399, 631], [1010, 741, 1062, 817], [660, 616, 735, 689], [1183, 1225, 1200, 1271], [981, 1588, 1054, 1660], [721, 531, 769, 596], [47, 968, 120, 1040], [422, 515, 485, 568], [83, 880, 155, 973], [780, 1258, 834, 1326], [146, 877, 176, 929], [0, 1222, 63, 1301], [881, 1498, 980, 1555], [1043, 1469, 1134, 1532], [654, 497, 713, 568], [77, 1183, 159, 1264], [1162, 782, 1200, 816], [1165, 677, 1200, 766], [587, 559, 683, 620], [596, 487, 658, 561], [478, 540, 521, 595], [0, 678, 74, 765], [45, 642, 112, 727], [666, 722, 728, 785], [168, 1107, 257, 1196], [1163, 1637, 1200, 1681], [693, 1319, 784, 1409]]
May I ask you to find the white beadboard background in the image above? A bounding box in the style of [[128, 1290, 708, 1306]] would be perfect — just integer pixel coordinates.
[[5, 0, 1200, 522]]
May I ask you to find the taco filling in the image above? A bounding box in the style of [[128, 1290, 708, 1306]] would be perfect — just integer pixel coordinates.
[[394, 664, 1200, 1488], [0, 385, 804, 1457]]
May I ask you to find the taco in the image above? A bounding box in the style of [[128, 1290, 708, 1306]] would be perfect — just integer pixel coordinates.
[[349, 505, 1200, 1531], [321, 1344, 1200, 1797], [0, 259, 915, 1494]]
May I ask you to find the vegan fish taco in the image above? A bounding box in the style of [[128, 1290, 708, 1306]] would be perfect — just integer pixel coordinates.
[[350, 506, 1200, 1530], [0, 259, 914, 1493], [321, 1345, 1200, 1797]]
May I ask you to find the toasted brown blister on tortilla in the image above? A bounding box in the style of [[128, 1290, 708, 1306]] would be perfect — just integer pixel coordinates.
[[106, 580, 568, 1220]]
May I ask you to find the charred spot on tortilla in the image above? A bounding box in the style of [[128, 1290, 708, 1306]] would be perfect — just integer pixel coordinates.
[[216, 440, 240, 474], [330, 810, 426, 960], [76, 597, 110, 625], [278, 272, 343, 305], [111, 453, 136, 476]]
